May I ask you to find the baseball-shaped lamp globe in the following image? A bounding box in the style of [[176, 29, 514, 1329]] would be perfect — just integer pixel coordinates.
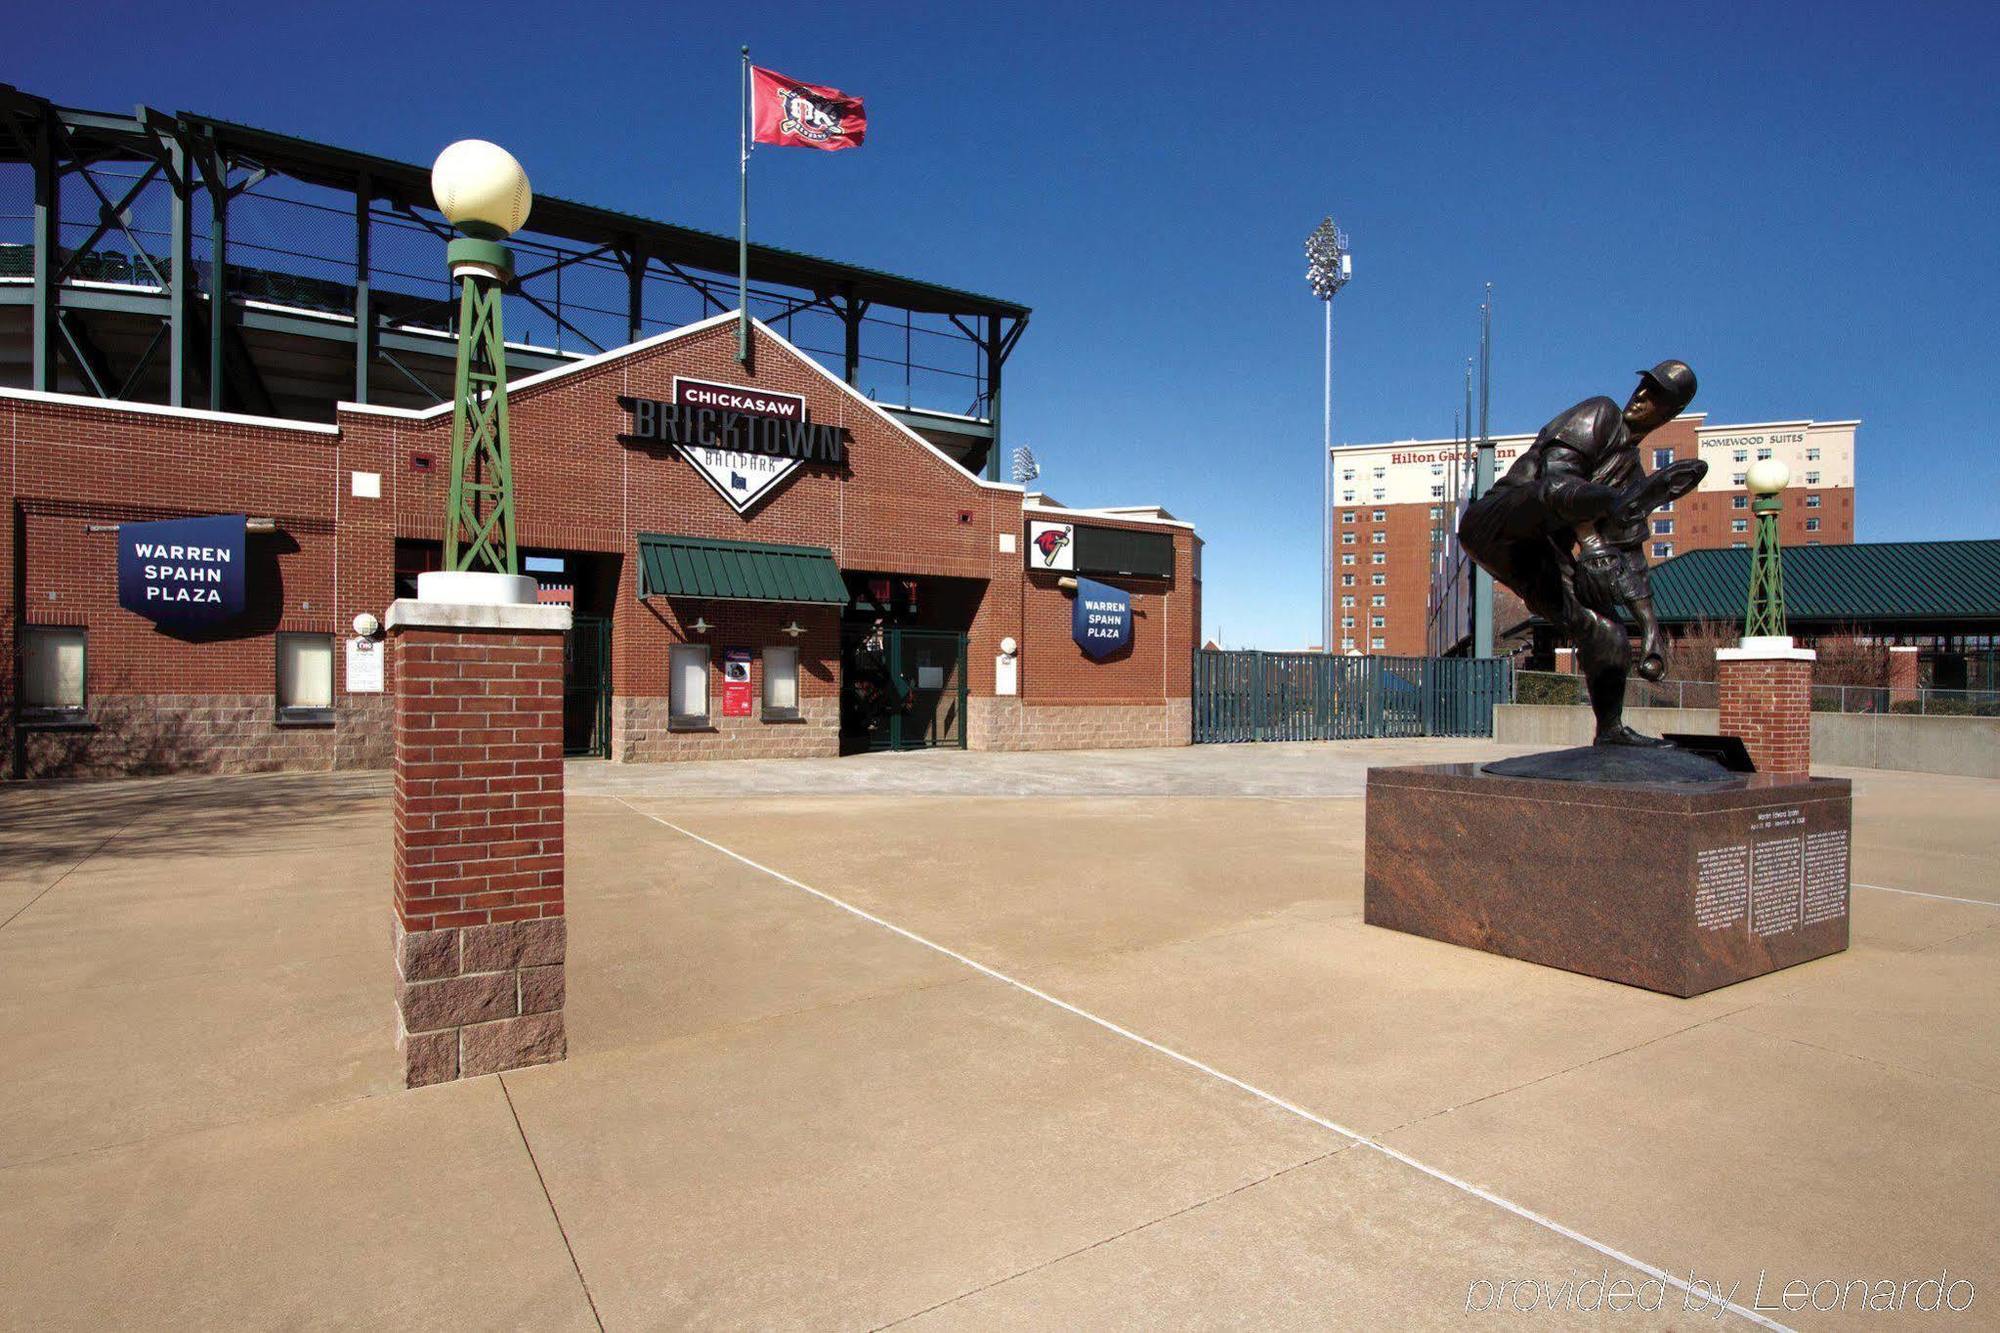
[[431, 140, 532, 237], [1746, 458, 1792, 496]]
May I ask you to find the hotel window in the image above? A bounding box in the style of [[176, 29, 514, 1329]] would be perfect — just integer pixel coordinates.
[[1652, 448, 1674, 469], [1341, 554, 1355, 566], [1756, 447, 1773, 460], [1342, 491, 1355, 503], [1805, 517, 1820, 532], [1372, 467, 1386, 478], [1342, 469, 1354, 481], [1732, 449, 1747, 462], [1732, 495, 1748, 509], [1732, 541, 1747, 549], [1657, 500, 1673, 513], [275, 632, 335, 723], [1371, 616, 1386, 629], [1809, 539, 1822, 546], [1652, 542, 1673, 558], [1341, 617, 1354, 629], [1371, 595, 1386, 607], [1653, 518, 1673, 535], [1807, 447, 1820, 461], [1371, 531, 1386, 545], [1430, 462, 1443, 474], [1732, 518, 1748, 533], [1371, 637, 1386, 650], [19, 626, 86, 716], [1372, 509, 1387, 522], [1731, 472, 1747, 486], [1342, 638, 1355, 651], [669, 643, 710, 728], [1372, 573, 1386, 586], [1340, 575, 1354, 587], [1429, 507, 1441, 520], [1371, 552, 1385, 565], [1341, 511, 1355, 524], [1373, 488, 1386, 500], [762, 646, 800, 721], [1341, 532, 1355, 546], [1430, 484, 1443, 498], [1806, 494, 1821, 509], [1341, 596, 1355, 608], [1806, 471, 1820, 485]]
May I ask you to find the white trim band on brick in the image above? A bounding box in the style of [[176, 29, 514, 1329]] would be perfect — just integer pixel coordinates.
[[0, 386, 343, 436], [386, 597, 572, 633], [1717, 636, 1818, 662]]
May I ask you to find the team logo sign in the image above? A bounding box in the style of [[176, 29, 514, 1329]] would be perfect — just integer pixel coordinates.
[[1027, 520, 1075, 571], [779, 87, 843, 143], [751, 66, 867, 152], [618, 379, 849, 516]]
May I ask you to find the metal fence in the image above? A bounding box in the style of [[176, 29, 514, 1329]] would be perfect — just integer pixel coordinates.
[[1511, 670, 2000, 718], [1193, 652, 1513, 743]]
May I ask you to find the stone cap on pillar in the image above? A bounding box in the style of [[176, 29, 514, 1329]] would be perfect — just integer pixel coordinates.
[[385, 599, 573, 634], [1717, 635, 1817, 663]]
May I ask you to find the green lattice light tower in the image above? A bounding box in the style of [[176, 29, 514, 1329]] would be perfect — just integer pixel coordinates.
[[430, 140, 534, 576], [1743, 457, 1792, 638]]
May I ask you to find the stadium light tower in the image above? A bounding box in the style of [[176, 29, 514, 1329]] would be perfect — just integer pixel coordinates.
[[1744, 457, 1792, 637], [1305, 217, 1352, 652], [429, 139, 533, 597]]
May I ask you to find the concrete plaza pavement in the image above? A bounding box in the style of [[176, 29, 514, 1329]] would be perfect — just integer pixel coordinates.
[[0, 740, 1995, 1328]]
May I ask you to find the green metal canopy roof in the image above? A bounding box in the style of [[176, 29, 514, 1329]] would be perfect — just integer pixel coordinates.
[[1647, 540, 2000, 625], [638, 534, 848, 605]]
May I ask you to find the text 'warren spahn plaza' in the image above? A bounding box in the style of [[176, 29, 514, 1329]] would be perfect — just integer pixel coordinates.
[[1328, 413, 1857, 655]]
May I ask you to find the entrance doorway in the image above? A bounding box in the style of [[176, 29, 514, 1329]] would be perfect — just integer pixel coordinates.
[[842, 626, 969, 753], [564, 616, 611, 758]]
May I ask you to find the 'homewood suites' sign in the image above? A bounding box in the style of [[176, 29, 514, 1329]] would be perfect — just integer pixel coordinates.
[[618, 377, 849, 515]]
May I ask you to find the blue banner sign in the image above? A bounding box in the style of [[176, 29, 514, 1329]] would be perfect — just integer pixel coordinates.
[[117, 514, 248, 629], [1072, 576, 1133, 661]]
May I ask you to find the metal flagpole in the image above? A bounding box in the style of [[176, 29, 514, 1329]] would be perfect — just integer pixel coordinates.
[[1472, 286, 1495, 657], [738, 45, 751, 365]]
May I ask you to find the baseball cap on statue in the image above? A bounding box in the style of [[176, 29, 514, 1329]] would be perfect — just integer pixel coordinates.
[[1635, 359, 1697, 414]]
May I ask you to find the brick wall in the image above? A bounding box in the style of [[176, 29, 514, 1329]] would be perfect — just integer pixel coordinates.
[[971, 697, 1192, 751], [390, 618, 566, 1086], [616, 695, 840, 761], [1718, 655, 1814, 775], [3, 318, 1200, 776]]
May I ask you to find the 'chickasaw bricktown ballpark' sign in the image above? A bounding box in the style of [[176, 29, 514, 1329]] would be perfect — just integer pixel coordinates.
[[618, 378, 850, 515], [116, 513, 247, 630]]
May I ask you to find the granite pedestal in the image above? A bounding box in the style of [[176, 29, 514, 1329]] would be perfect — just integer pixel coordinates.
[[1363, 764, 1851, 997]]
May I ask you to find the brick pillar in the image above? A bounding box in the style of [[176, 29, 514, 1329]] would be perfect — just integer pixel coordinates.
[[386, 598, 572, 1088], [1888, 646, 1919, 707], [1553, 647, 1577, 674], [1717, 636, 1817, 776]]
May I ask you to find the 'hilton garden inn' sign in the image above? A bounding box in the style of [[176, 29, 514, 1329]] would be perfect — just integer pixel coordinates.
[[617, 378, 850, 515]]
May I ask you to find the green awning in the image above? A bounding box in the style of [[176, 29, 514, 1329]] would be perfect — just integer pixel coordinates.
[[637, 533, 847, 605]]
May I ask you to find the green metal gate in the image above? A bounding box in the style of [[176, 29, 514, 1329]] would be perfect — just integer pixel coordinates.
[[1192, 651, 1511, 743], [562, 615, 611, 758]]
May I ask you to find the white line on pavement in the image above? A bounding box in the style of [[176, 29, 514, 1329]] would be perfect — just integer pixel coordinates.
[[1853, 881, 1998, 909], [614, 797, 1794, 1332]]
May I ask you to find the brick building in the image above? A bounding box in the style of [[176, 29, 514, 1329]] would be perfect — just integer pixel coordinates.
[[3, 314, 1200, 778], [1328, 413, 1858, 656]]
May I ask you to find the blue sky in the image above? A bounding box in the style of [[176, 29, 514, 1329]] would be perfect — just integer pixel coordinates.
[[15, 1, 2000, 647]]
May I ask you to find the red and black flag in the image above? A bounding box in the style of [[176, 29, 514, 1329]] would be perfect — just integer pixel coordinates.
[[750, 66, 867, 151]]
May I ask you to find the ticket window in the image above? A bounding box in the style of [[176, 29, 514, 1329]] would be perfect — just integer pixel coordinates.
[[669, 643, 710, 729], [763, 646, 800, 721], [276, 632, 336, 723], [20, 626, 86, 718]]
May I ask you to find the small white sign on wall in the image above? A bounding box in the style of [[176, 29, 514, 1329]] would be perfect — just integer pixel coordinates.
[[345, 636, 384, 693], [995, 654, 1018, 696]]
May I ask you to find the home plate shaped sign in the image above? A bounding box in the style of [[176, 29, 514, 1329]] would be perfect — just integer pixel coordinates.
[[616, 378, 850, 516]]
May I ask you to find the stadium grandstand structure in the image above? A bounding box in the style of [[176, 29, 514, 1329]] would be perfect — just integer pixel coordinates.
[[0, 83, 1030, 476]]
